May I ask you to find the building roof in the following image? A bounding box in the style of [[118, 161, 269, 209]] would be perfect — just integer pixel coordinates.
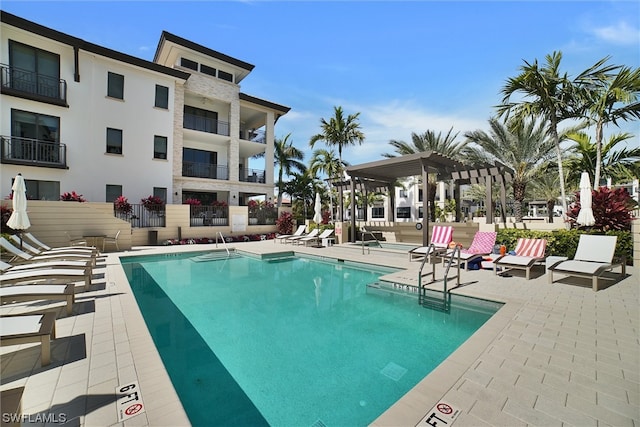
[[0, 11, 190, 81], [239, 93, 291, 114]]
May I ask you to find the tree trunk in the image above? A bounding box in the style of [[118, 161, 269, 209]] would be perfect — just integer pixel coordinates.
[[594, 120, 603, 187]]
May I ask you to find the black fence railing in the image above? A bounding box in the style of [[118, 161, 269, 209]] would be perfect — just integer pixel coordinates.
[[249, 206, 278, 225], [239, 168, 266, 183], [1, 64, 67, 104], [183, 113, 230, 136], [190, 205, 229, 226], [182, 162, 229, 180], [114, 204, 166, 228], [1, 136, 67, 168]]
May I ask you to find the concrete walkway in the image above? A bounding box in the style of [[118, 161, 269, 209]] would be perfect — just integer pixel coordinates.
[[1, 241, 638, 426]]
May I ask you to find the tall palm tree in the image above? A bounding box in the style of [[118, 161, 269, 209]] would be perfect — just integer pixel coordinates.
[[309, 148, 346, 222], [309, 106, 365, 164], [464, 117, 556, 221], [563, 131, 640, 186], [274, 133, 306, 207], [497, 51, 616, 218], [578, 64, 640, 185], [382, 128, 468, 221]]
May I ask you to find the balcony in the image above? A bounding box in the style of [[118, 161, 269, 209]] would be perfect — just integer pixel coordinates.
[[1, 64, 67, 106], [182, 161, 229, 180], [1, 136, 67, 169], [239, 168, 266, 183], [183, 113, 230, 136]]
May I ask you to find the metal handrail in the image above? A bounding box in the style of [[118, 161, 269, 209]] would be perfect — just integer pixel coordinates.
[[360, 226, 382, 255], [417, 243, 461, 312], [215, 231, 230, 255]]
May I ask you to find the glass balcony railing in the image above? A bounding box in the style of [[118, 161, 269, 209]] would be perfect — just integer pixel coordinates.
[[1, 64, 67, 105], [182, 161, 229, 180], [239, 168, 266, 183], [183, 113, 230, 136], [1, 136, 67, 168]]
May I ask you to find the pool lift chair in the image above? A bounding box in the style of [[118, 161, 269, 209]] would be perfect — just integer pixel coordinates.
[[417, 243, 462, 313]]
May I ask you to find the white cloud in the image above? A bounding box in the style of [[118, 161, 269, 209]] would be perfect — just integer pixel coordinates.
[[590, 21, 639, 45]]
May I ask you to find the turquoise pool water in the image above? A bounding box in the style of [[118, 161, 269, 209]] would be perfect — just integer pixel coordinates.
[[121, 252, 501, 426]]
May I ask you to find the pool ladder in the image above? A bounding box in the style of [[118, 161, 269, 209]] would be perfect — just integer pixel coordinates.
[[417, 244, 461, 312], [360, 226, 382, 254]]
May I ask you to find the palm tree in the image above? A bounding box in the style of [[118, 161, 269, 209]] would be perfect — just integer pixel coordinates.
[[497, 51, 616, 218], [282, 171, 317, 220], [464, 117, 556, 221], [530, 167, 563, 223], [274, 133, 306, 207], [309, 148, 346, 222], [382, 128, 469, 221], [309, 106, 365, 164], [563, 131, 640, 186], [578, 64, 640, 186]]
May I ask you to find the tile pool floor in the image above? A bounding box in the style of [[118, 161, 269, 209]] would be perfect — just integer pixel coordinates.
[[1, 241, 638, 426]]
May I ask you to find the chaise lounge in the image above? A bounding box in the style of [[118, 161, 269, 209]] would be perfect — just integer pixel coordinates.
[[0, 284, 75, 315], [0, 312, 57, 366], [493, 238, 547, 280], [547, 234, 626, 291], [408, 225, 454, 261]]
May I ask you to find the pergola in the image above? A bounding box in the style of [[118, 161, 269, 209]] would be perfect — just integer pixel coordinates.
[[340, 152, 514, 245]]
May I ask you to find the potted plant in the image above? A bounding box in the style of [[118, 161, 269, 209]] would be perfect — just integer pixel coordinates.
[[141, 195, 165, 211], [212, 200, 228, 225], [60, 191, 86, 202], [185, 198, 203, 226], [248, 199, 259, 225], [114, 195, 132, 219]]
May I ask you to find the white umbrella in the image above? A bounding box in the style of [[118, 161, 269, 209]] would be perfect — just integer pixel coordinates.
[[576, 171, 595, 226], [313, 192, 323, 224], [6, 174, 31, 247]]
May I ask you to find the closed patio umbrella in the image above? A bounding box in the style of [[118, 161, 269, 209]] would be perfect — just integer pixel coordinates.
[[6, 173, 31, 248], [313, 192, 322, 224], [576, 171, 595, 227]]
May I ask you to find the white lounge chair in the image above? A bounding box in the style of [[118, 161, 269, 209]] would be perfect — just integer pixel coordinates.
[[1, 284, 75, 315], [1, 264, 92, 287], [441, 231, 497, 271], [285, 228, 318, 244], [298, 229, 334, 246], [274, 225, 306, 243], [548, 235, 626, 291], [493, 238, 547, 280], [0, 237, 97, 266], [408, 225, 454, 261], [9, 235, 97, 257], [0, 259, 91, 274], [21, 232, 98, 254], [0, 312, 57, 366]]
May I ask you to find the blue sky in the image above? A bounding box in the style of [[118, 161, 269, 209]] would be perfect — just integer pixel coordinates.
[[3, 1, 639, 167]]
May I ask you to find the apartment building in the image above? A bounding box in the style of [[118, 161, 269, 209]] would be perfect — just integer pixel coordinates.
[[0, 11, 289, 206]]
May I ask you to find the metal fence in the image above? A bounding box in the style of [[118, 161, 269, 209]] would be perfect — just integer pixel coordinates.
[[189, 205, 229, 226], [114, 204, 166, 228]]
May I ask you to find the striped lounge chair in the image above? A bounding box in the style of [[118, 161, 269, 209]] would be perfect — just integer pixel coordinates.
[[494, 238, 547, 280], [408, 225, 454, 261]]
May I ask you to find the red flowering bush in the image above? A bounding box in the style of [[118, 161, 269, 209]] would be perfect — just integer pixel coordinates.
[[60, 191, 86, 202], [212, 200, 228, 207], [184, 198, 202, 206], [114, 195, 132, 214], [276, 211, 295, 235], [567, 186, 637, 231]]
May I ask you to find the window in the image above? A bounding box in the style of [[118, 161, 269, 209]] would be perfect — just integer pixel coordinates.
[[153, 187, 167, 204], [9, 40, 61, 98], [183, 105, 218, 134], [372, 207, 385, 219], [217, 70, 233, 82], [12, 109, 59, 142], [399, 189, 408, 198], [396, 207, 411, 219], [154, 85, 169, 109], [200, 64, 216, 77], [106, 128, 123, 154], [183, 148, 218, 179], [418, 189, 423, 202], [106, 185, 122, 203], [23, 179, 59, 200], [107, 72, 124, 99], [180, 57, 198, 70], [418, 206, 424, 219], [154, 135, 167, 159]]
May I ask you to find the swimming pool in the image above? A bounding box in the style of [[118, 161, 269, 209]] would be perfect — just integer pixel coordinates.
[[121, 252, 501, 426]]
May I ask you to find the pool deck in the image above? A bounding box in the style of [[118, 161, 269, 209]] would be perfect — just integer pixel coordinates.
[[1, 240, 638, 426]]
